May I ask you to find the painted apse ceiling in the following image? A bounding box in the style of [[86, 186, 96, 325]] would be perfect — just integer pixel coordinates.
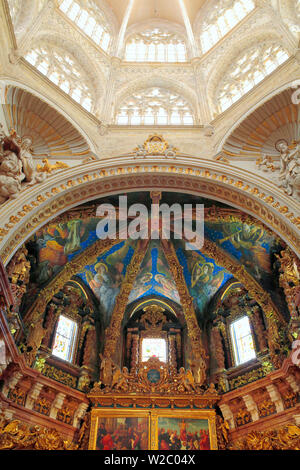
[[22, 192, 287, 329]]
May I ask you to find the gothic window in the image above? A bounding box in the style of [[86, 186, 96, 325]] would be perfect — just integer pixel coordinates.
[[230, 315, 256, 366], [200, 0, 255, 54], [116, 87, 194, 125], [216, 43, 289, 112], [58, 0, 111, 52], [52, 315, 78, 362], [24, 46, 93, 111], [125, 28, 187, 62], [141, 337, 167, 362]]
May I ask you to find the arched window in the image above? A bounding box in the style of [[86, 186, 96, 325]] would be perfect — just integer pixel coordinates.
[[200, 0, 255, 54], [58, 0, 111, 52], [216, 43, 289, 112], [141, 338, 167, 362], [125, 28, 187, 62], [116, 87, 194, 125], [25, 45, 93, 111], [230, 315, 256, 366], [52, 315, 78, 362]]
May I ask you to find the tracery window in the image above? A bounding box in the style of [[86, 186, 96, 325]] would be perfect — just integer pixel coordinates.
[[116, 87, 194, 125], [58, 0, 111, 52], [200, 0, 255, 54], [141, 338, 167, 363], [216, 43, 289, 112], [24, 45, 93, 111], [52, 315, 78, 362], [125, 28, 187, 62], [230, 316, 256, 366]]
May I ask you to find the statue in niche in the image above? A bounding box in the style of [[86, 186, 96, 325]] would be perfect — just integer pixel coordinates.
[[99, 353, 114, 386]]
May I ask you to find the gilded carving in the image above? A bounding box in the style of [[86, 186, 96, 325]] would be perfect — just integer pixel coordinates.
[[161, 239, 208, 385], [0, 417, 77, 450], [231, 424, 300, 450], [41, 363, 77, 388]]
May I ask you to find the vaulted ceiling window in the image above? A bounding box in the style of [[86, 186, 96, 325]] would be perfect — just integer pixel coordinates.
[[200, 0, 255, 54], [125, 28, 187, 62], [25, 46, 93, 111], [52, 315, 78, 362], [116, 87, 194, 125], [216, 43, 289, 112], [58, 0, 111, 52], [230, 316, 256, 366]]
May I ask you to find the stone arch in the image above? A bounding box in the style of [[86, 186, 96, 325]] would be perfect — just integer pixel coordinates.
[[215, 81, 300, 154], [0, 77, 97, 153], [114, 76, 199, 122], [0, 158, 299, 265]]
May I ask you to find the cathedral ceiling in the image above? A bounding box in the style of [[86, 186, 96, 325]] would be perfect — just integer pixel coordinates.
[[20, 192, 287, 329], [93, 0, 206, 28]]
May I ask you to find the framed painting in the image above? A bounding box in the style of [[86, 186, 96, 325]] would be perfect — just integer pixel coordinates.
[[89, 408, 217, 450], [89, 409, 151, 450], [150, 410, 218, 450]]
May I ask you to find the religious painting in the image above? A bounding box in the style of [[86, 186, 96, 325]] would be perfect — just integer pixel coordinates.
[[89, 411, 150, 450], [153, 410, 218, 450], [157, 417, 210, 450], [175, 240, 232, 323], [89, 409, 217, 450], [77, 240, 137, 327], [128, 240, 181, 306], [204, 220, 282, 287]]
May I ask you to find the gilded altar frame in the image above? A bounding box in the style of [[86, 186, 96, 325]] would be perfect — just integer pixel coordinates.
[[89, 408, 218, 450]]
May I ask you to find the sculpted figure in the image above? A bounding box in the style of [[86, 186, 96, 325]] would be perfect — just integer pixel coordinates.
[[99, 353, 114, 386], [0, 126, 51, 204]]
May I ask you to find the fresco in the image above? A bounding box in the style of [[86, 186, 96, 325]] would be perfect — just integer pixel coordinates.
[[77, 240, 136, 328], [128, 240, 181, 306], [204, 220, 283, 290], [175, 240, 232, 322], [26, 217, 100, 286]]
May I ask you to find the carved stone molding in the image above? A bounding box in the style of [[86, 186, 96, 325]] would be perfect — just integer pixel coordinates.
[[0, 160, 299, 268]]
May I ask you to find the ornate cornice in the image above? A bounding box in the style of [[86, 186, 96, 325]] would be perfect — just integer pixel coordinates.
[[0, 158, 299, 265]]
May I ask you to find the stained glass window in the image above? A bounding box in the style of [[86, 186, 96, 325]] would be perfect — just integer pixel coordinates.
[[141, 338, 167, 362], [52, 315, 77, 362], [230, 316, 256, 366]]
